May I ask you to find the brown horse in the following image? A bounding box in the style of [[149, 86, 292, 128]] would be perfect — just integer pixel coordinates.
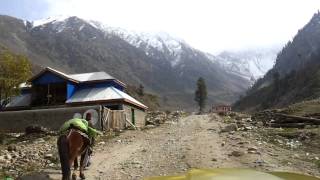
[[57, 129, 90, 180]]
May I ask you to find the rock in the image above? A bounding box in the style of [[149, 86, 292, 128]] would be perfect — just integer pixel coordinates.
[[268, 152, 278, 157], [231, 150, 244, 157], [211, 158, 217, 161], [141, 149, 147, 152], [247, 147, 258, 151], [293, 154, 300, 158], [5, 154, 12, 160], [0, 155, 5, 163], [244, 126, 253, 131], [12, 153, 19, 159], [237, 141, 247, 145], [36, 138, 45, 143], [256, 121, 264, 127], [44, 154, 53, 159], [248, 150, 260, 155], [276, 139, 283, 144], [221, 141, 225, 147], [145, 125, 156, 129], [98, 141, 106, 145], [221, 123, 238, 133], [25, 125, 48, 135], [207, 128, 216, 131], [7, 145, 17, 152], [254, 159, 264, 166]]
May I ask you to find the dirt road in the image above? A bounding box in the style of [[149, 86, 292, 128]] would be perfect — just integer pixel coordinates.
[[47, 114, 319, 180]]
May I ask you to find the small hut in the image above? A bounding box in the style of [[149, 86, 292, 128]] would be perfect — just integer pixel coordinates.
[[212, 104, 232, 114]]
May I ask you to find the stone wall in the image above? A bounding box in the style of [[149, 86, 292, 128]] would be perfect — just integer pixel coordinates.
[[0, 105, 102, 132]]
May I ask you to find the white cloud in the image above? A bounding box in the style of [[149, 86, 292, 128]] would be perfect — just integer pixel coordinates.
[[43, 0, 320, 53]]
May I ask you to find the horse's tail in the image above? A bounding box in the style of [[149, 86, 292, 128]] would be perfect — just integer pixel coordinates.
[[57, 135, 70, 180]]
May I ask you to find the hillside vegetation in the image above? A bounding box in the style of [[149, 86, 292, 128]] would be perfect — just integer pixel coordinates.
[[234, 12, 320, 112]]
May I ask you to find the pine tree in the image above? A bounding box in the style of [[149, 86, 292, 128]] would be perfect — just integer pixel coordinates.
[[137, 84, 144, 96], [194, 77, 207, 114]]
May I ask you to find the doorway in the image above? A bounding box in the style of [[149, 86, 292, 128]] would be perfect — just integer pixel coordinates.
[[131, 108, 135, 125]]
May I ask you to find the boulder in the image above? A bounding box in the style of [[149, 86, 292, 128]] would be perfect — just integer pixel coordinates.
[[231, 150, 244, 157], [8, 145, 17, 152], [25, 125, 48, 135], [221, 123, 238, 133]]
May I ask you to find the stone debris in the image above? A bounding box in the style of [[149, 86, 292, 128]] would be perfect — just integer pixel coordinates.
[[25, 125, 50, 135], [221, 141, 226, 147], [220, 123, 238, 133], [230, 150, 244, 157], [1, 111, 319, 179], [254, 159, 265, 166], [0, 134, 58, 178], [211, 158, 217, 161], [247, 147, 260, 154], [146, 111, 186, 126], [98, 141, 106, 145]]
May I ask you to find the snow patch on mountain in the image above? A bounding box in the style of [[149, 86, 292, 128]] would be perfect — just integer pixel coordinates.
[[31, 16, 279, 75], [88, 21, 186, 66], [32, 16, 188, 66], [211, 48, 279, 83], [32, 15, 71, 27], [89, 21, 184, 53]]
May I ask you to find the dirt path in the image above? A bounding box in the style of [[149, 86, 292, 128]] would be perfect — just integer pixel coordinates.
[[47, 114, 319, 180]]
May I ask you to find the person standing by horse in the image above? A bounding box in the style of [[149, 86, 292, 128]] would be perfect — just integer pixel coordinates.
[[57, 114, 101, 180], [84, 113, 95, 167]]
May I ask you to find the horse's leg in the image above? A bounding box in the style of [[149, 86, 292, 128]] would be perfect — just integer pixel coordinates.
[[79, 148, 88, 179], [69, 152, 78, 180], [74, 157, 78, 170], [69, 140, 79, 180], [57, 135, 71, 180], [69, 131, 86, 180]]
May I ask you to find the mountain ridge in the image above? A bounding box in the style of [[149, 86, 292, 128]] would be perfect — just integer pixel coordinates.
[[30, 15, 279, 75], [0, 14, 277, 110]]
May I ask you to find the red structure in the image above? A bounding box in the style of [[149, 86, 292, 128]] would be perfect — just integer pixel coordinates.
[[213, 105, 232, 114]]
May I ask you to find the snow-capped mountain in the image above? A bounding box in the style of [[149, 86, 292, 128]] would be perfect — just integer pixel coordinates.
[[207, 48, 280, 83], [31, 16, 188, 67], [0, 15, 275, 109], [30, 16, 279, 82], [32, 15, 70, 27], [91, 21, 186, 67]]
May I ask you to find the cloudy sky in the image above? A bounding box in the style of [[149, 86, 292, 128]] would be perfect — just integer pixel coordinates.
[[1, 0, 320, 53]]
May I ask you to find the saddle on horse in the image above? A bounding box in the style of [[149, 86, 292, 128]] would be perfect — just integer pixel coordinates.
[[60, 118, 101, 140]]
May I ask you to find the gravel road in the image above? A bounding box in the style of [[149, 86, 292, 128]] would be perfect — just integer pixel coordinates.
[[45, 114, 319, 180]]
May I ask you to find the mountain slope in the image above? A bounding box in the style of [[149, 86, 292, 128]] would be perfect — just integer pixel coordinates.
[[0, 15, 251, 110], [233, 12, 320, 112]]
